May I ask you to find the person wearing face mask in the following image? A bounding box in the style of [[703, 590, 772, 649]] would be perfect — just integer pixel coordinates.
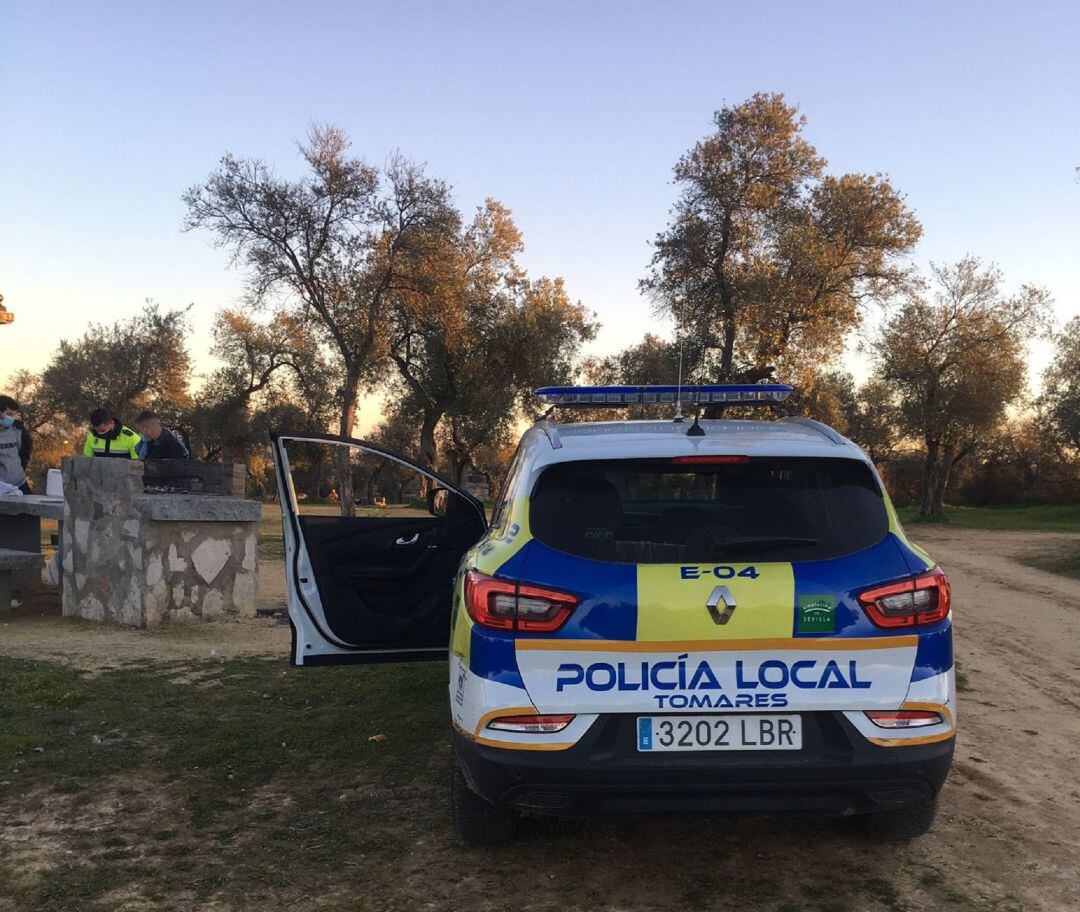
[[83, 408, 141, 459], [0, 395, 33, 493]]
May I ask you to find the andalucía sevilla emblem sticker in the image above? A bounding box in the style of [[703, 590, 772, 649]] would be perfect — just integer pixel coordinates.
[[798, 595, 836, 633]]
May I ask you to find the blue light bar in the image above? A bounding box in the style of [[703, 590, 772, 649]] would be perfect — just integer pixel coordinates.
[[535, 384, 793, 407]]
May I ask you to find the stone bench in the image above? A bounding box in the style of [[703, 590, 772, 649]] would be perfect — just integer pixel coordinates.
[[0, 548, 44, 609]]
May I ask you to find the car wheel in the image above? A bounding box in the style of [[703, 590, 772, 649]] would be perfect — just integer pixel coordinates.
[[864, 797, 939, 839], [451, 752, 518, 845]]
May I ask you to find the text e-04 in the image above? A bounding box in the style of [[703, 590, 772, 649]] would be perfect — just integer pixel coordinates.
[[680, 565, 760, 580]]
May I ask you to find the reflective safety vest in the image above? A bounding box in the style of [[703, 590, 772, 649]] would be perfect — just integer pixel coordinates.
[[83, 425, 141, 459]]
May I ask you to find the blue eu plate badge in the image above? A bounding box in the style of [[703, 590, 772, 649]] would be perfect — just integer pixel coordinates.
[[638, 717, 654, 751]]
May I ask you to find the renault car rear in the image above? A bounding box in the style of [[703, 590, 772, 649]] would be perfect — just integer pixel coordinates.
[[271, 384, 955, 845]]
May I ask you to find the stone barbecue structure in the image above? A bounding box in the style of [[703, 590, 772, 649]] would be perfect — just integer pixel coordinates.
[[61, 457, 260, 627]]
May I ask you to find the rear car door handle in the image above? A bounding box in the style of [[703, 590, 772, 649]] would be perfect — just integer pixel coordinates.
[[395, 532, 420, 546]]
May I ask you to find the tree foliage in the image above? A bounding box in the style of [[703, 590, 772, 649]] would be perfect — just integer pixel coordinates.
[[185, 126, 595, 509], [6, 369, 61, 439], [387, 198, 521, 471], [642, 93, 921, 399], [184, 125, 456, 513], [386, 198, 596, 476], [585, 333, 683, 387], [1040, 316, 1080, 450], [874, 256, 1051, 516], [957, 416, 1080, 506], [186, 308, 338, 462], [841, 378, 901, 466], [39, 300, 192, 426]]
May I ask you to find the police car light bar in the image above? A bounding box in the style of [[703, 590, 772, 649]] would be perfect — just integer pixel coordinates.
[[534, 384, 794, 407]]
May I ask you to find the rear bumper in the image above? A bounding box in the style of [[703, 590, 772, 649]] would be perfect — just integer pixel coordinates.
[[454, 712, 954, 818]]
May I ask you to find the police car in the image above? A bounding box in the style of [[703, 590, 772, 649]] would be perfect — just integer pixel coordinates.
[[271, 384, 955, 844]]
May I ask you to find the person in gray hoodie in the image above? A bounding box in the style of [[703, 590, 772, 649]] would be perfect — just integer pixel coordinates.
[[0, 395, 32, 493]]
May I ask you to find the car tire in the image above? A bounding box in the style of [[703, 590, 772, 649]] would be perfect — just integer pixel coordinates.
[[451, 752, 518, 845], [864, 797, 939, 839]]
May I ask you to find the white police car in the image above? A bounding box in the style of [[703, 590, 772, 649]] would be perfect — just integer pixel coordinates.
[[271, 385, 955, 844]]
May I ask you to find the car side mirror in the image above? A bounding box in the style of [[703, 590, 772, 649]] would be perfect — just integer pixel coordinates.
[[427, 487, 450, 517]]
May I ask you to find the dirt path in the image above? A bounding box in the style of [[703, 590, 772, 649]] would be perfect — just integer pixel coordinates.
[[2, 529, 1079, 910], [901, 527, 1080, 911]]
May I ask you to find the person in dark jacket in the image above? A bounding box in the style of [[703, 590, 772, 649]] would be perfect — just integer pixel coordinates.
[[0, 394, 32, 492], [134, 411, 189, 460], [84, 408, 141, 459]]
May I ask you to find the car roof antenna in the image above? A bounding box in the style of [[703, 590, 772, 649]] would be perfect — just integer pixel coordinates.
[[686, 383, 706, 436], [684, 346, 707, 436], [673, 344, 685, 423]]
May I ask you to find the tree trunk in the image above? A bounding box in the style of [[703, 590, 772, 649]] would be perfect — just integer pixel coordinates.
[[417, 410, 441, 494], [336, 371, 361, 517], [720, 319, 736, 379], [919, 440, 940, 519], [930, 444, 957, 519], [418, 413, 439, 469], [696, 319, 738, 420]]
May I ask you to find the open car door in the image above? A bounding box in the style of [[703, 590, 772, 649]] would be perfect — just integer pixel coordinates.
[[271, 432, 487, 665]]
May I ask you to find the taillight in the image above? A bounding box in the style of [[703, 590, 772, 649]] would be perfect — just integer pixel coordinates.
[[670, 455, 749, 465], [865, 710, 943, 729], [857, 567, 951, 628], [486, 714, 575, 733], [464, 571, 578, 633], [464, 572, 516, 630]]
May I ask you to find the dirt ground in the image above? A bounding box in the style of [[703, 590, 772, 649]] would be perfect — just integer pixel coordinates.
[[0, 562, 291, 670], [2, 528, 1079, 911]]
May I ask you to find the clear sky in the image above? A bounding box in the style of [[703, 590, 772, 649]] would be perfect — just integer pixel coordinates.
[[2, 0, 1078, 406]]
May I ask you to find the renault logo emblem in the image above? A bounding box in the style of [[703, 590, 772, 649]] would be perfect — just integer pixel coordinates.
[[706, 585, 736, 625]]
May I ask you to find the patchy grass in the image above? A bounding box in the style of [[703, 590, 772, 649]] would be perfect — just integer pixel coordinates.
[[894, 503, 1080, 580], [0, 656, 1011, 912], [897, 503, 1080, 533], [0, 655, 444, 794], [257, 510, 286, 561], [1014, 546, 1080, 580], [0, 656, 447, 910]]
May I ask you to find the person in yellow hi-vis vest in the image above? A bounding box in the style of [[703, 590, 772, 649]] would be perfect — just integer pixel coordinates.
[[83, 408, 141, 459]]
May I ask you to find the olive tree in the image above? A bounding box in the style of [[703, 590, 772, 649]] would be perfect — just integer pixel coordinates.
[[184, 125, 455, 513], [875, 257, 1051, 517], [643, 93, 921, 408]]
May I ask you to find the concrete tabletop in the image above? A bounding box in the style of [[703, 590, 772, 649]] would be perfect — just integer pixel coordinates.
[[134, 493, 261, 522], [0, 494, 65, 520]]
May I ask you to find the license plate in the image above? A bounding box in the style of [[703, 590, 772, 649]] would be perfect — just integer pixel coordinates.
[[637, 714, 802, 752]]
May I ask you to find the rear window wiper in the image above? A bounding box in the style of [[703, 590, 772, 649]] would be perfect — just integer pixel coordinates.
[[713, 536, 819, 554]]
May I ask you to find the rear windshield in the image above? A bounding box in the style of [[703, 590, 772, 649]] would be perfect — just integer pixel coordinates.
[[529, 457, 887, 564]]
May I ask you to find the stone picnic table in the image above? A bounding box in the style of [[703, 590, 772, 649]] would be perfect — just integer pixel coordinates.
[[0, 493, 64, 603]]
